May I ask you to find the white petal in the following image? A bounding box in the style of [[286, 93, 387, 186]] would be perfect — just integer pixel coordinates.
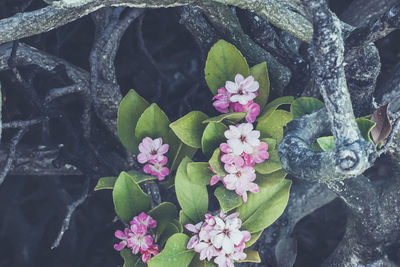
[[227, 139, 244, 155], [222, 236, 234, 254], [241, 123, 253, 134], [235, 74, 244, 84], [225, 126, 240, 139], [225, 81, 239, 93]]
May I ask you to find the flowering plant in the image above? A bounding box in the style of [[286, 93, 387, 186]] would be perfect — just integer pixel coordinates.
[[94, 40, 326, 266]]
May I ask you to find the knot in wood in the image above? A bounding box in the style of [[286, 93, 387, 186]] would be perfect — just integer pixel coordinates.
[[338, 149, 358, 171]]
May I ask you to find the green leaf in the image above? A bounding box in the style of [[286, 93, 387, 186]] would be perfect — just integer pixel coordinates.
[[117, 90, 150, 154], [316, 136, 334, 151], [236, 249, 261, 263], [127, 170, 157, 183], [112, 172, 151, 223], [120, 249, 146, 267], [158, 222, 181, 247], [203, 112, 247, 125], [179, 210, 193, 226], [148, 202, 178, 241], [258, 96, 294, 121], [209, 148, 226, 176], [201, 122, 228, 158], [170, 111, 209, 148], [261, 137, 277, 151], [256, 169, 287, 188], [245, 230, 263, 248], [251, 62, 270, 110], [253, 150, 282, 174], [175, 158, 208, 223], [148, 233, 195, 267], [238, 179, 292, 233], [356, 118, 376, 143], [189, 255, 217, 267], [290, 97, 324, 119], [135, 103, 170, 142], [187, 162, 214, 185], [94, 177, 116, 191], [214, 186, 243, 212], [168, 130, 198, 171], [256, 109, 293, 143], [205, 40, 250, 95]]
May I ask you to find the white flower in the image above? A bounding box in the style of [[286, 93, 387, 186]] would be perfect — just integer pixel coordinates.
[[225, 74, 259, 105], [224, 123, 260, 155]]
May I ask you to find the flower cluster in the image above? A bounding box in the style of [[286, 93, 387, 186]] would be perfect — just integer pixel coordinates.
[[212, 74, 260, 123], [114, 212, 159, 263], [185, 211, 250, 267], [211, 123, 268, 202], [137, 137, 170, 180]]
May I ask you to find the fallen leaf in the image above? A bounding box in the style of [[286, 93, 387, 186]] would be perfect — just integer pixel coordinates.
[[370, 104, 392, 144]]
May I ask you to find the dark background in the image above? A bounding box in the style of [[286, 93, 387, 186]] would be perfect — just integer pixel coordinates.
[[0, 0, 399, 266]]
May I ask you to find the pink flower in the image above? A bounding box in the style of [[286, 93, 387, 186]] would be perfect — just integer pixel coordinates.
[[143, 157, 170, 181], [130, 212, 157, 230], [219, 143, 244, 167], [113, 228, 130, 251], [127, 223, 154, 254], [224, 123, 260, 155], [185, 222, 203, 249], [212, 88, 231, 113], [226, 74, 259, 105], [137, 137, 169, 164], [186, 211, 252, 267], [194, 241, 218, 261], [208, 166, 221, 186], [209, 212, 244, 254], [223, 165, 259, 202], [252, 141, 269, 164], [232, 101, 260, 123], [141, 244, 159, 263]]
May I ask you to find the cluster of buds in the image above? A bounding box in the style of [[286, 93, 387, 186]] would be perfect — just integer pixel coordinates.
[[212, 74, 260, 123], [185, 211, 251, 267], [113, 212, 159, 263], [137, 137, 170, 180]]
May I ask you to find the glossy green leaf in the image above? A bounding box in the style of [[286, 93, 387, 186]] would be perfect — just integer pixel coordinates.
[[158, 221, 181, 247], [238, 179, 292, 233], [117, 90, 149, 154], [175, 158, 208, 223], [201, 122, 228, 158], [253, 150, 282, 174], [170, 111, 209, 148], [205, 40, 250, 95], [290, 97, 324, 119], [256, 169, 287, 188], [214, 186, 243, 213], [148, 202, 178, 241], [127, 170, 157, 183], [179, 210, 193, 226], [209, 148, 226, 176], [120, 249, 146, 267], [148, 233, 195, 267], [189, 255, 217, 267], [356, 118, 376, 143], [168, 129, 198, 171], [94, 177, 116, 191], [258, 96, 294, 121], [256, 109, 293, 143], [245, 230, 263, 248], [316, 136, 334, 151], [187, 162, 214, 185], [251, 62, 270, 110], [113, 172, 151, 223], [236, 249, 261, 263], [135, 103, 170, 142], [203, 112, 247, 125]]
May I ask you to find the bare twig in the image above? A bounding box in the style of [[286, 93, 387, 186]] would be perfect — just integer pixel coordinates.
[[0, 128, 28, 186]]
